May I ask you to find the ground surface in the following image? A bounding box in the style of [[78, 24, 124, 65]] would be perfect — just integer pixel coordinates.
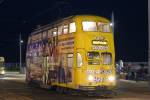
[[0, 72, 150, 100]]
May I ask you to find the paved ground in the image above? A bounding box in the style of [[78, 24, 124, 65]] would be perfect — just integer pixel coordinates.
[[0, 72, 150, 100]]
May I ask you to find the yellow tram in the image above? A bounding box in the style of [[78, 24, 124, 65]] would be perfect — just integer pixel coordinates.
[[26, 15, 116, 95]]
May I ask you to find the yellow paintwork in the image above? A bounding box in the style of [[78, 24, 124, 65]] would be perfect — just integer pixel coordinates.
[[51, 15, 115, 90], [27, 15, 116, 91]]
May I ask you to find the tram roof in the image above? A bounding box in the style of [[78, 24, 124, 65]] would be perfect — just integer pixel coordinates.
[[31, 15, 110, 35]]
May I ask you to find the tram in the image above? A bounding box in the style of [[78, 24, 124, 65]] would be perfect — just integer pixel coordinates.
[[26, 15, 116, 95]]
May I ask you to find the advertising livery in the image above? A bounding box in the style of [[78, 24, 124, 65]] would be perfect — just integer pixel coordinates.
[[26, 15, 116, 96]]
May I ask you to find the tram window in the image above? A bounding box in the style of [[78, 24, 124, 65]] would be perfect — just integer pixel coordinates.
[[98, 22, 110, 32], [69, 22, 76, 33], [102, 53, 112, 65], [103, 24, 110, 32], [77, 53, 83, 67], [82, 21, 97, 31], [0, 62, 4, 67], [52, 28, 57, 36], [87, 52, 100, 65], [58, 26, 63, 35], [48, 30, 52, 38], [43, 31, 47, 39], [63, 25, 68, 34], [87, 52, 100, 59], [67, 54, 73, 68]]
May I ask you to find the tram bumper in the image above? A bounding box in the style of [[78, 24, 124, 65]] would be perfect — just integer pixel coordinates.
[[78, 86, 115, 94]]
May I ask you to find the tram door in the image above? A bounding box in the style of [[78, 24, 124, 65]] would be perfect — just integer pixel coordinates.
[[67, 54, 74, 83]]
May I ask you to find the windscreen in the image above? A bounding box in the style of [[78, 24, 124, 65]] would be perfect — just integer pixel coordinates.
[[87, 52, 100, 65]]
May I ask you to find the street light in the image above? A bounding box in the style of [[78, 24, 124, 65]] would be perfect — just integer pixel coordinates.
[[20, 40, 23, 43], [19, 34, 23, 73]]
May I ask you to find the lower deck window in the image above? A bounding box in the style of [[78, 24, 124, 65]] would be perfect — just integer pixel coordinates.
[[77, 53, 83, 67], [67, 54, 73, 68], [87, 52, 100, 65], [102, 53, 112, 65]]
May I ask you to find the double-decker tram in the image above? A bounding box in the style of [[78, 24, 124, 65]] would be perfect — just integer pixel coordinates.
[[26, 15, 116, 96]]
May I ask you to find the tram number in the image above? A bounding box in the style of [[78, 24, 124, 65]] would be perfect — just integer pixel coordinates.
[[94, 77, 104, 82]]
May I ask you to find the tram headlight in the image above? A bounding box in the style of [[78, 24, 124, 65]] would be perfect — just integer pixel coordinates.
[[108, 76, 115, 82], [88, 75, 94, 82]]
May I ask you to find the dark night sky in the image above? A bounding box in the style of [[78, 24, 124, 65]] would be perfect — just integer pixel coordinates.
[[0, 0, 148, 63]]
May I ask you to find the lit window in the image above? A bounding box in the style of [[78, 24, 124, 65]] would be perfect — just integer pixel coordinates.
[[53, 28, 57, 36], [103, 24, 110, 32], [68, 54, 73, 58], [69, 22, 76, 33], [82, 21, 97, 31], [87, 52, 100, 65], [77, 53, 82, 67], [102, 53, 112, 65], [63, 25, 68, 34], [98, 22, 110, 32], [58, 26, 63, 35], [67, 54, 73, 68]]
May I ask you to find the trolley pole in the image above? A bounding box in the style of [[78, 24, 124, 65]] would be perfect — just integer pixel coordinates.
[[111, 11, 115, 34], [19, 34, 23, 73], [148, 0, 150, 89]]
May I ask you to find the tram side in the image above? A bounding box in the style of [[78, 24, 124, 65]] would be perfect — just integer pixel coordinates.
[[26, 16, 76, 88]]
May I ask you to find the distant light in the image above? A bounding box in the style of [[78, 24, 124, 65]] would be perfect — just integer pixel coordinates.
[[20, 40, 23, 43]]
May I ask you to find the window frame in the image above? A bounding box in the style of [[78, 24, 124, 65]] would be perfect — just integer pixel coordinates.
[[69, 22, 76, 33], [63, 24, 69, 34], [87, 51, 100, 65], [77, 53, 83, 67], [67, 53, 74, 68], [52, 28, 58, 37], [97, 22, 111, 33], [58, 25, 63, 35], [101, 52, 112, 65], [48, 29, 52, 38], [82, 21, 97, 32]]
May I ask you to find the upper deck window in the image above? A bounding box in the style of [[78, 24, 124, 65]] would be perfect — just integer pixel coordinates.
[[98, 22, 110, 32], [69, 22, 76, 33], [42, 31, 47, 39], [52, 28, 57, 36], [82, 21, 97, 31], [48, 30, 52, 38], [63, 25, 68, 34], [58, 26, 63, 35]]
